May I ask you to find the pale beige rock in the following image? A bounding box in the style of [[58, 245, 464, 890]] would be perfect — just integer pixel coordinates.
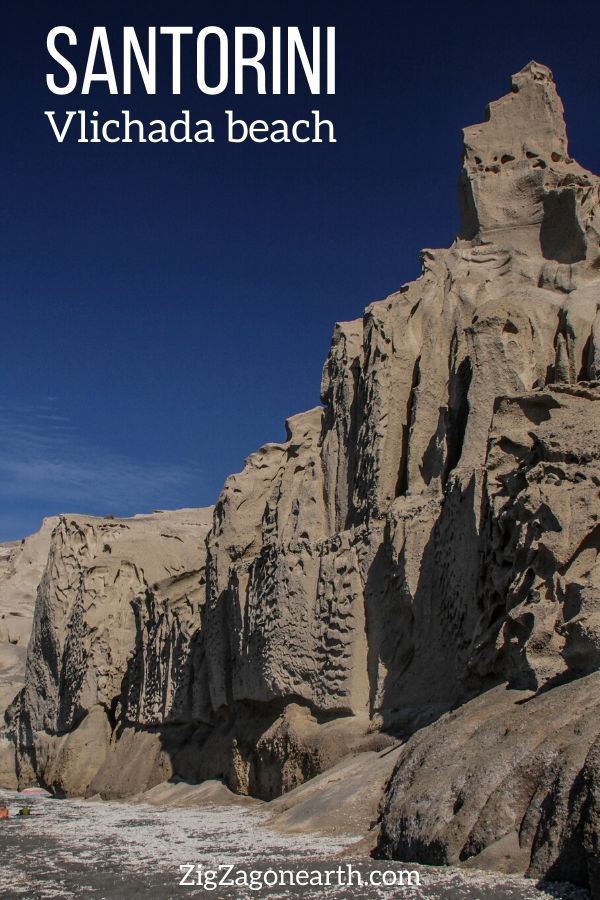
[[0, 519, 57, 789], [9, 60, 600, 894], [377, 674, 600, 890], [85, 725, 177, 799], [136, 778, 262, 808], [267, 744, 401, 838], [460, 61, 599, 260], [0, 518, 56, 721], [36, 705, 112, 797], [0, 736, 17, 789], [0, 519, 57, 647], [470, 384, 600, 689], [13, 508, 213, 794], [199, 62, 600, 892]]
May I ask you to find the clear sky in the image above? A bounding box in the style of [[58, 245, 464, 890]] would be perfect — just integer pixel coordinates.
[[1, 0, 599, 541]]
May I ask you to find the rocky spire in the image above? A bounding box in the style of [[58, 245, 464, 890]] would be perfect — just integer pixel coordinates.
[[459, 61, 599, 264]]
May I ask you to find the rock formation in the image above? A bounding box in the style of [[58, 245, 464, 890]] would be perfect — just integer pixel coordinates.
[[4, 61, 600, 893], [9, 509, 213, 796], [0, 519, 56, 786], [0, 519, 57, 708]]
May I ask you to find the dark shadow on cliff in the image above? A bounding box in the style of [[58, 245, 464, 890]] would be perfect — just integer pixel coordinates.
[[540, 190, 587, 264], [365, 472, 492, 738], [531, 734, 600, 894]]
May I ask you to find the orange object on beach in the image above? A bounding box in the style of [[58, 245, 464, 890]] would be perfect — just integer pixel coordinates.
[[0, 805, 9, 819]]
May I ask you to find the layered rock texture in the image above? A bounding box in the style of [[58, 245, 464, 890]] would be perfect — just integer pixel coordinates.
[[4, 62, 600, 893], [0, 521, 56, 711], [0, 519, 57, 786], [9, 509, 213, 796]]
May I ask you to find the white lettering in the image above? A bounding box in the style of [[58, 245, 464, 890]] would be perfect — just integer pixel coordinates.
[[82, 27, 118, 94], [46, 27, 78, 94]]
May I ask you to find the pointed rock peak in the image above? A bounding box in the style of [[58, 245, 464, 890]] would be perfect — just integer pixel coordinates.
[[458, 62, 598, 254], [462, 61, 568, 173], [512, 60, 554, 84]]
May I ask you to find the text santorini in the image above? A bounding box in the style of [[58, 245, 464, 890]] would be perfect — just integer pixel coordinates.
[[46, 26, 335, 96]]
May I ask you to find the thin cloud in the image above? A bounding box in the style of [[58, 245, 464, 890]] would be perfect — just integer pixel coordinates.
[[0, 400, 201, 514]]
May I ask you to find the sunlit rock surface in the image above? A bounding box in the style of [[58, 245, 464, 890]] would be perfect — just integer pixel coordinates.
[[4, 62, 600, 893]]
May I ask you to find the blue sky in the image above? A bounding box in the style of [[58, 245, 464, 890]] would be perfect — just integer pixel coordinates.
[[2, 0, 600, 540]]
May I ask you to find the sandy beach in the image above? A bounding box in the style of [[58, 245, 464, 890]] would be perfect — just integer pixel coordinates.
[[0, 790, 589, 899]]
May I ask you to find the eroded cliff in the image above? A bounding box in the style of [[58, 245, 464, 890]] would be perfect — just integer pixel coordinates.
[[0, 518, 57, 786], [5, 61, 600, 892], [10, 509, 213, 796]]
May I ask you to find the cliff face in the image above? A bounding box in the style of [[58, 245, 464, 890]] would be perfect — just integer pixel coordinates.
[[11, 509, 213, 796], [0, 519, 57, 703], [0, 518, 57, 786], [204, 61, 600, 734], [5, 61, 600, 890]]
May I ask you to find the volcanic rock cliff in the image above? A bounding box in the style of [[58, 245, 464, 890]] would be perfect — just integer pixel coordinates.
[[0, 518, 57, 785], [5, 509, 213, 796], [4, 62, 600, 892]]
